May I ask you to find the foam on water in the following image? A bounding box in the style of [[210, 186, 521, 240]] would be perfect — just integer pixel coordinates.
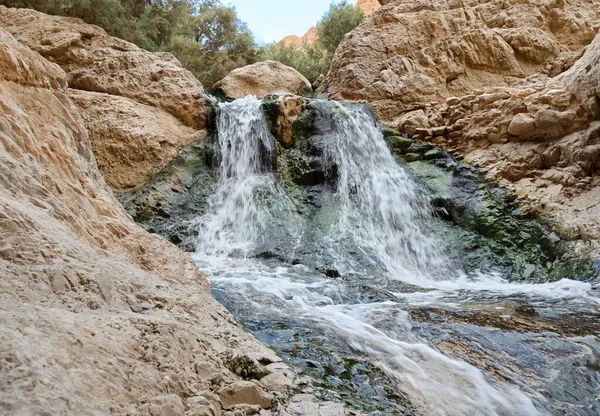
[[192, 97, 597, 415]]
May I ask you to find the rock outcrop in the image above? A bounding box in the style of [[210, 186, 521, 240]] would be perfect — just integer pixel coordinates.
[[0, 23, 294, 416], [69, 90, 203, 191], [327, 0, 600, 122], [213, 60, 312, 100], [356, 0, 381, 15], [328, 0, 600, 253], [0, 6, 207, 191], [282, 27, 318, 47]]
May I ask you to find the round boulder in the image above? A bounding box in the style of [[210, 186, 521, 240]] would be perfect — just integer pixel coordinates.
[[213, 61, 312, 100]]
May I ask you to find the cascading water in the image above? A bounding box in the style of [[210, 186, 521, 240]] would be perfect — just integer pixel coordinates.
[[190, 97, 599, 415]]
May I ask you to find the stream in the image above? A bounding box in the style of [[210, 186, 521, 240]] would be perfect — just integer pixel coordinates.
[[124, 97, 600, 415]]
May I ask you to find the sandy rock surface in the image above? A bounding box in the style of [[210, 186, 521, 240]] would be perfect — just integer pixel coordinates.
[[0, 26, 303, 415], [327, 0, 600, 122], [213, 61, 312, 100], [69, 89, 203, 192]]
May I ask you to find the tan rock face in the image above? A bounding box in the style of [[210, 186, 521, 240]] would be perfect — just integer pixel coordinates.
[[213, 61, 312, 100], [412, 32, 600, 250], [69, 90, 203, 192], [356, 0, 381, 15], [263, 94, 307, 148], [0, 6, 208, 191], [0, 6, 206, 129], [327, 0, 600, 123], [0, 27, 290, 415]]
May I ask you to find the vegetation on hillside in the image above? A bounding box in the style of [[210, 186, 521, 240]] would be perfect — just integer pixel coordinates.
[[262, 1, 364, 82], [1, 0, 364, 86]]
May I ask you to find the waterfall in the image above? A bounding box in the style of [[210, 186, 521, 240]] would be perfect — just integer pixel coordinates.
[[193, 97, 301, 258], [191, 97, 588, 415]]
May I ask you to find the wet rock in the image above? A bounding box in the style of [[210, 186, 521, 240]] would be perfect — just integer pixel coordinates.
[[262, 94, 308, 149], [218, 381, 273, 410], [387, 136, 413, 154]]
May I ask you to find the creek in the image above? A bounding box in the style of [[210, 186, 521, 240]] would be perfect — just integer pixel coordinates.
[[122, 96, 600, 415]]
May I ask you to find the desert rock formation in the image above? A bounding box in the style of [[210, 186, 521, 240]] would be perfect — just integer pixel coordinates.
[[282, 27, 319, 47], [328, 0, 600, 253], [0, 6, 207, 191], [0, 17, 306, 416], [213, 60, 313, 100], [327, 0, 600, 122]]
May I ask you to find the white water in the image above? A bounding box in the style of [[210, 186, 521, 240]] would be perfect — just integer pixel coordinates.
[[192, 97, 597, 415]]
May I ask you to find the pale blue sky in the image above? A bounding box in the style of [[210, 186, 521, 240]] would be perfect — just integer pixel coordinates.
[[226, 0, 335, 44]]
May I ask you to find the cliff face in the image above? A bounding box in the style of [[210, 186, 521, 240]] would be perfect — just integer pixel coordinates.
[[328, 0, 600, 253], [0, 6, 208, 192], [0, 14, 296, 416], [327, 0, 599, 122]]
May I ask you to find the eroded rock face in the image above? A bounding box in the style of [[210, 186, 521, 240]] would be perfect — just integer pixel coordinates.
[[0, 6, 208, 191], [327, 0, 600, 123], [0, 6, 206, 129], [69, 90, 204, 192], [0, 27, 291, 415], [356, 0, 381, 15], [410, 32, 600, 248], [213, 61, 312, 100]]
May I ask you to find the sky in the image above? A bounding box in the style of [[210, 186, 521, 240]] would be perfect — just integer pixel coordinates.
[[226, 0, 335, 45]]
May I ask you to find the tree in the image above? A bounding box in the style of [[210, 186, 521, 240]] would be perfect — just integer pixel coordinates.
[[317, 0, 364, 56], [259, 1, 365, 83]]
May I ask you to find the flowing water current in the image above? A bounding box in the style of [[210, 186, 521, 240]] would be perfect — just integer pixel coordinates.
[[190, 97, 600, 415]]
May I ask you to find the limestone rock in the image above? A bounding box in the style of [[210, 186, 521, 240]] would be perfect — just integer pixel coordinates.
[[0, 26, 283, 415], [396, 109, 430, 136], [327, 0, 600, 122], [218, 381, 273, 410], [69, 89, 204, 191], [0, 6, 208, 191], [356, 0, 381, 16], [508, 114, 536, 137], [0, 6, 206, 129], [262, 94, 308, 148], [213, 61, 312, 100], [147, 395, 185, 416], [555, 31, 600, 118]]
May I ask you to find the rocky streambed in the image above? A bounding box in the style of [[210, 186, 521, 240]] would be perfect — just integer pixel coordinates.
[[121, 95, 600, 415]]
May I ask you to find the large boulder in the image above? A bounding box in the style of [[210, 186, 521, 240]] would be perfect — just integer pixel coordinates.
[[213, 61, 312, 100], [0, 27, 287, 415], [327, 0, 600, 124], [69, 90, 204, 191], [0, 6, 208, 191]]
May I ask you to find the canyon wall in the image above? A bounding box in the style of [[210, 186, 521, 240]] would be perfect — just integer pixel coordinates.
[[0, 10, 299, 416], [327, 0, 600, 253]]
